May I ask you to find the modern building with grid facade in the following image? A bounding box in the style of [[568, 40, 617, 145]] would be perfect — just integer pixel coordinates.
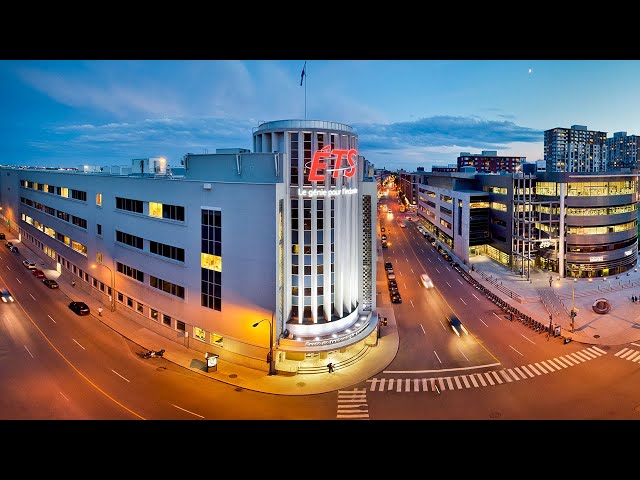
[[0, 119, 379, 373], [544, 125, 608, 173]]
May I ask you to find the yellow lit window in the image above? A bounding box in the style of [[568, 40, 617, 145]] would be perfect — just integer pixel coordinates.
[[210, 334, 223, 346], [149, 202, 163, 218], [201, 253, 222, 272], [193, 327, 206, 341], [97, 252, 103, 263], [44, 226, 55, 238], [60, 187, 69, 198], [96, 193, 102, 206], [63, 235, 71, 246]]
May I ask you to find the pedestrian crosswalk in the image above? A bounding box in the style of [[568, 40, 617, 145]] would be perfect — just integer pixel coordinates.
[[366, 347, 608, 393], [614, 347, 640, 362], [336, 388, 369, 419]]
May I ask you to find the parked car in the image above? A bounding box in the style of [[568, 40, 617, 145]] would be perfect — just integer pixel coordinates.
[[32, 269, 45, 279], [0, 288, 14, 303], [390, 292, 402, 304], [5, 241, 13, 249], [382, 241, 388, 249], [384, 261, 393, 272], [380, 227, 385, 233], [387, 272, 396, 281], [42, 278, 59, 289], [387, 279, 398, 290], [381, 234, 387, 241], [22, 260, 37, 270], [0, 233, 5, 240], [68, 301, 90, 316]]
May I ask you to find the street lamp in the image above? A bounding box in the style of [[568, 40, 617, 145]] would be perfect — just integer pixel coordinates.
[[91, 262, 115, 312], [253, 312, 276, 375]]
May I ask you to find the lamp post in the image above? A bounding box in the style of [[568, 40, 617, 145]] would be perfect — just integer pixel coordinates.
[[91, 262, 115, 312], [253, 312, 276, 375], [570, 278, 576, 333]]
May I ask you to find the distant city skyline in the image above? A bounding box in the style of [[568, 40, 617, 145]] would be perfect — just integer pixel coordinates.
[[2, 60, 640, 171]]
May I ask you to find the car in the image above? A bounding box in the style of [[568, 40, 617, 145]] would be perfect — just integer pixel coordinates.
[[388, 279, 398, 290], [42, 278, 59, 289], [32, 269, 45, 278], [0, 233, 5, 240], [382, 241, 388, 249], [390, 292, 402, 304], [420, 273, 434, 289], [389, 284, 399, 295], [0, 288, 14, 303], [400, 223, 406, 228], [5, 241, 13, 249], [384, 261, 393, 271], [387, 272, 396, 281], [448, 316, 469, 336], [380, 227, 385, 233], [68, 301, 90, 316], [381, 234, 387, 241], [22, 260, 37, 270]]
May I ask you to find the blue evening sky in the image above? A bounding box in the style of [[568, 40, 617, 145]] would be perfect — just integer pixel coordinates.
[[1, 60, 639, 172]]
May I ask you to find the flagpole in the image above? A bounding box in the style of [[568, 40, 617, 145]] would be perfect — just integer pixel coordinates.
[[304, 61, 307, 120]]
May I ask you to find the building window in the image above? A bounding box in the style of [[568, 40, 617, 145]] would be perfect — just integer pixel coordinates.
[[163, 313, 172, 327], [97, 252, 103, 263], [116, 261, 145, 282], [150, 308, 159, 321], [127, 297, 133, 308], [117, 292, 123, 302], [116, 197, 144, 214], [211, 333, 223, 347], [96, 193, 102, 206], [201, 209, 222, 311], [137, 302, 144, 314], [176, 320, 185, 332], [194, 326, 206, 341], [97, 224, 102, 236], [149, 240, 184, 262], [116, 230, 144, 250], [149, 275, 185, 299]]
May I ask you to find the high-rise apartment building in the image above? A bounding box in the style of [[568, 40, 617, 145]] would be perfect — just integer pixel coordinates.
[[457, 150, 525, 173], [606, 131, 640, 170], [544, 125, 607, 172]]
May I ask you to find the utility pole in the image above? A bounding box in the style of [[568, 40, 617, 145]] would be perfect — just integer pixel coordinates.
[[547, 314, 552, 341]]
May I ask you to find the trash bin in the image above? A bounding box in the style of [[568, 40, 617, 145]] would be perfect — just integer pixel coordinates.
[[205, 353, 219, 372]]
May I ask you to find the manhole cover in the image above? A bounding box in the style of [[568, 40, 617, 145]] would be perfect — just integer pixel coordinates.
[[594, 335, 600, 338], [600, 345, 611, 351], [489, 411, 502, 419], [296, 382, 306, 387], [229, 373, 238, 378]]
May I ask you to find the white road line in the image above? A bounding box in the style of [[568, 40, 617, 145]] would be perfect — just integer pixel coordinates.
[[548, 359, 565, 369], [514, 367, 529, 379], [574, 351, 591, 362], [527, 364, 541, 375], [446, 267, 451, 271], [592, 346, 608, 355], [559, 355, 576, 366], [553, 357, 571, 368], [421, 378, 429, 391], [626, 351, 640, 361], [29, 293, 36, 301], [59, 392, 69, 401], [111, 370, 130, 383], [438, 319, 447, 331], [434, 350, 442, 364], [16, 278, 21, 284], [500, 370, 514, 382], [47, 314, 56, 324], [461, 375, 471, 388], [614, 348, 629, 357], [587, 347, 604, 356], [632, 342, 640, 348], [403, 282, 407, 289], [472, 293, 480, 300], [540, 360, 556, 372], [413, 378, 421, 392], [6, 265, 10, 270], [581, 349, 598, 359], [493, 312, 502, 320], [491, 371, 503, 384], [446, 281, 452, 288], [520, 333, 536, 345], [435, 267, 440, 273], [446, 377, 455, 389], [72, 339, 85, 350], [478, 373, 489, 386], [410, 299, 414, 308], [405, 257, 409, 263], [24, 345, 34, 358], [508, 369, 522, 381], [469, 374, 480, 387], [410, 268, 414, 273], [479, 318, 488, 327], [509, 345, 524, 356], [534, 362, 549, 374], [460, 298, 467, 305], [399, 271, 403, 276], [457, 347, 469, 361], [171, 404, 205, 418], [619, 350, 634, 359], [633, 355, 640, 363], [439, 378, 447, 391], [383, 362, 502, 374], [520, 365, 535, 378], [420, 324, 426, 334], [566, 353, 583, 363], [428, 258, 432, 263], [396, 379, 403, 392], [457, 278, 463, 284]]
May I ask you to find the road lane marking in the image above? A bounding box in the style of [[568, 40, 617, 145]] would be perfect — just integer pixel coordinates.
[[573, 352, 590, 362], [48, 315, 56, 324], [72, 339, 85, 350], [410, 268, 414, 273], [403, 282, 407, 289], [492, 312, 502, 320], [632, 342, 640, 348], [469, 375, 479, 387], [501, 370, 515, 382], [171, 404, 205, 419], [457, 347, 469, 361], [534, 362, 548, 373], [446, 377, 455, 389], [615, 348, 629, 357], [581, 349, 598, 359], [509, 345, 524, 356], [6, 265, 10, 270], [592, 346, 607, 355], [446, 281, 452, 288], [435, 267, 440, 273], [399, 271, 403, 276], [540, 360, 555, 372], [519, 365, 535, 378], [29, 293, 36, 300], [549, 358, 566, 369], [479, 318, 488, 327], [59, 392, 69, 401], [559, 355, 575, 366], [461, 375, 471, 388], [457, 278, 463, 284], [553, 357, 570, 368], [484, 373, 496, 385], [491, 371, 503, 384], [527, 364, 541, 375], [460, 297, 467, 305], [433, 350, 442, 364], [587, 347, 604, 356], [111, 370, 131, 382], [626, 351, 640, 361], [420, 324, 425, 334], [520, 333, 535, 344], [619, 349, 634, 359], [410, 299, 414, 308], [24, 345, 34, 358], [438, 319, 447, 331], [382, 362, 502, 375], [477, 374, 487, 386], [472, 293, 480, 300], [16, 278, 21, 284], [427, 258, 432, 263]]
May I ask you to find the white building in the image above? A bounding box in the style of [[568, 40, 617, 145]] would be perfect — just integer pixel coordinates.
[[0, 119, 379, 373]]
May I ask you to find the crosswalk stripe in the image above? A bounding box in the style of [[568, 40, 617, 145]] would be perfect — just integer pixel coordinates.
[[574, 351, 591, 362], [385, 378, 393, 390], [540, 360, 555, 372], [553, 357, 571, 368], [454, 376, 463, 389], [568, 352, 585, 362], [534, 362, 548, 374], [528, 364, 542, 375], [461, 375, 471, 388], [445, 377, 454, 390], [515, 367, 529, 379], [421, 378, 429, 391], [627, 351, 640, 361], [438, 378, 446, 391], [549, 358, 565, 369], [507, 368, 520, 380], [559, 355, 576, 366], [405, 378, 411, 391], [522, 365, 536, 377], [413, 378, 421, 391], [633, 354, 640, 363], [581, 349, 597, 359], [337, 414, 369, 419], [619, 349, 635, 359], [430, 379, 438, 391], [614, 348, 629, 357], [396, 379, 403, 392], [586, 347, 602, 357], [339, 398, 367, 402], [592, 346, 607, 355], [483, 372, 494, 385], [491, 371, 504, 384], [470, 374, 480, 387]]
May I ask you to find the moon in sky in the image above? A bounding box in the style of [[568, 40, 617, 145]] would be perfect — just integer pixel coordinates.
[[528, 68, 532, 74]]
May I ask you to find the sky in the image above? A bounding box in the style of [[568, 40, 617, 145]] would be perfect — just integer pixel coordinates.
[[2, 59, 640, 172]]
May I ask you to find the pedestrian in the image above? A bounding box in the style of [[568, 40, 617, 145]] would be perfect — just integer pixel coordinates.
[[98, 307, 103, 316], [71, 281, 76, 287], [327, 362, 334, 373]]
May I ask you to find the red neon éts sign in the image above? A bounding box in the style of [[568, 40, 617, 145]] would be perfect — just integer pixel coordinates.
[[308, 146, 358, 182]]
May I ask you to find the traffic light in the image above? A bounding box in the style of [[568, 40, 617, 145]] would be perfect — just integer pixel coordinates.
[[570, 310, 577, 319]]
